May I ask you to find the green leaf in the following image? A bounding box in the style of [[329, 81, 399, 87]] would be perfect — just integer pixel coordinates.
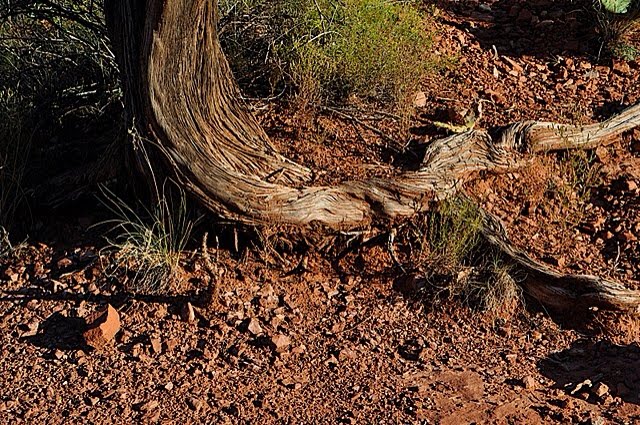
[[600, 0, 631, 14]]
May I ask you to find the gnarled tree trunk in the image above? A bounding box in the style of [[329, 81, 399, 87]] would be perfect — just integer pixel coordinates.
[[104, 0, 640, 312]]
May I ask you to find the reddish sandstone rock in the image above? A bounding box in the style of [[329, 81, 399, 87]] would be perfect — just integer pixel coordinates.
[[83, 305, 121, 348]]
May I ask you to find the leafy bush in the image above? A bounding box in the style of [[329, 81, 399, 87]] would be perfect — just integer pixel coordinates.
[[219, 0, 438, 108], [0, 0, 121, 230]]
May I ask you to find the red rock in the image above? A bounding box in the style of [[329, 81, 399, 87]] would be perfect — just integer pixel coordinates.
[[593, 382, 609, 398], [186, 397, 203, 411], [181, 302, 196, 323], [271, 334, 291, 353], [139, 400, 159, 412], [413, 91, 427, 108], [620, 231, 637, 243], [517, 9, 533, 22], [56, 257, 73, 269], [247, 318, 263, 336], [612, 60, 630, 75], [83, 305, 121, 348], [150, 337, 162, 354], [522, 375, 537, 389]]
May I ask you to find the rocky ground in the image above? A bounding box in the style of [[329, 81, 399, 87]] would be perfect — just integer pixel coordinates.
[[1, 0, 640, 423]]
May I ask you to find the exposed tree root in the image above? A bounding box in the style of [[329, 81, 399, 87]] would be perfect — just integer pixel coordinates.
[[104, 0, 640, 312], [481, 210, 640, 312]]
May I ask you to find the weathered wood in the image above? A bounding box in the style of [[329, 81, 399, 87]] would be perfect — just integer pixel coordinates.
[[104, 0, 640, 312], [481, 210, 640, 312]]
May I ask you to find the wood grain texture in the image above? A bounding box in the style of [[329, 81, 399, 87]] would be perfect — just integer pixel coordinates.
[[104, 0, 640, 311]]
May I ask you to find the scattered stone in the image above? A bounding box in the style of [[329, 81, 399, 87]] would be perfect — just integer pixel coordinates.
[[291, 345, 306, 355], [181, 302, 196, 323], [522, 375, 537, 390], [142, 410, 161, 422], [20, 321, 39, 338], [413, 91, 427, 108], [6, 270, 20, 282], [164, 382, 174, 391], [258, 284, 275, 298], [325, 355, 339, 367], [570, 379, 592, 395], [87, 282, 100, 295], [186, 397, 203, 411], [56, 257, 73, 269], [271, 334, 291, 353], [530, 330, 543, 341], [247, 318, 263, 336], [612, 60, 630, 75], [82, 304, 121, 349], [139, 400, 159, 412], [505, 353, 517, 364], [593, 382, 609, 398], [150, 337, 162, 355], [503, 56, 524, 74], [619, 231, 637, 243], [338, 348, 357, 362], [165, 338, 179, 353], [517, 8, 533, 22]]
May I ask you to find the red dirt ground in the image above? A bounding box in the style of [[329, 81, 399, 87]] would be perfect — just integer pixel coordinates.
[[1, 0, 640, 423]]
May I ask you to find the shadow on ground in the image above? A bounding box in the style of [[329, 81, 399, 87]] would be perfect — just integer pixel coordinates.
[[538, 339, 640, 405], [23, 312, 90, 351], [436, 0, 599, 59]]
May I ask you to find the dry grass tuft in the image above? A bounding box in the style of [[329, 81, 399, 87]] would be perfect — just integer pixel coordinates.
[[401, 197, 523, 314], [99, 184, 195, 295]]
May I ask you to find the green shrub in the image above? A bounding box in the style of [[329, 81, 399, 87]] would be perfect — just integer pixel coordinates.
[[0, 0, 120, 230], [219, 0, 438, 108]]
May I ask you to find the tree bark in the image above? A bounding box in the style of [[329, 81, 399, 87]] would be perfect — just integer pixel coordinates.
[[104, 0, 640, 312]]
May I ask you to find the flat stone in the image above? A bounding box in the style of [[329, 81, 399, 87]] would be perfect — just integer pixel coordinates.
[[181, 302, 196, 323], [150, 337, 162, 354], [271, 334, 291, 353], [593, 382, 609, 398], [247, 318, 263, 336]]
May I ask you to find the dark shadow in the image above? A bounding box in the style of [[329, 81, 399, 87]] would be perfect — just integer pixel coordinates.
[[3, 286, 204, 343], [435, 0, 600, 59], [538, 339, 640, 405], [23, 311, 89, 351], [0, 287, 197, 309]]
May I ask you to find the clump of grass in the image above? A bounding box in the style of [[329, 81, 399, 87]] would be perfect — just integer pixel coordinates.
[[219, 0, 440, 110], [425, 196, 484, 270], [0, 226, 26, 259], [403, 197, 522, 313], [100, 185, 195, 295], [546, 150, 603, 231], [0, 89, 32, 230], [593, 0, 640, 59], [456, 257, 522, 315]]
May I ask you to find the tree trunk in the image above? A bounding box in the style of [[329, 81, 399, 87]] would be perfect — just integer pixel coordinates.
[[104, 0, 640, 312]]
